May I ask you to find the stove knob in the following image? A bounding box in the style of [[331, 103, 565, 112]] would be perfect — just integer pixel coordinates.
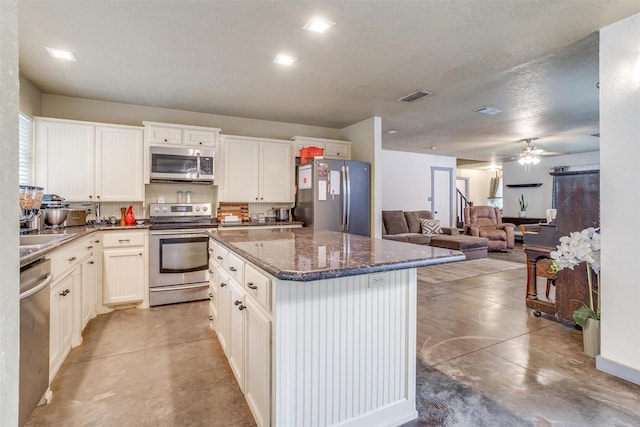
[[196, 207, 201, 212], [202, 206, 208, 212], [162, 207, 169, 212], [153, 206, 160, 212]]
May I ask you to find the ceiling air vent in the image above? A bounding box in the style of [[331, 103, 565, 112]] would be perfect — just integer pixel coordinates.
[[397, 90, 433, 103]]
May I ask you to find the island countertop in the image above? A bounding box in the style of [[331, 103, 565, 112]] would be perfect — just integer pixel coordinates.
[[209, 227, 465, 281]]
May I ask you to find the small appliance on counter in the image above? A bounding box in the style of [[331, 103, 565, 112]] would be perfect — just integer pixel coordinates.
[[40, 194, 89, 228], [19, 185, 44, 232]]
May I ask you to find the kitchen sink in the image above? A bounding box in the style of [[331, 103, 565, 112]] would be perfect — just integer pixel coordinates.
[[20, 233, 72, 248]]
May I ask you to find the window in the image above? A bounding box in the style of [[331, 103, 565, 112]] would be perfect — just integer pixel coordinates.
[[19, 112, 34, 185]]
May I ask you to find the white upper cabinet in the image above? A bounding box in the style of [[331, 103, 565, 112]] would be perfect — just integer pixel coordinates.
[[143, 121, 220, 147], [95, 126, 144, 201], [292, 136, 351, 160], [35, 118, 144, 202], [35, 119, 95, 201], [222, 135, 293, 203]]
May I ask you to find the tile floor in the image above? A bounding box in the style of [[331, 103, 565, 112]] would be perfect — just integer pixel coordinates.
[[27, 263, 640, 426]]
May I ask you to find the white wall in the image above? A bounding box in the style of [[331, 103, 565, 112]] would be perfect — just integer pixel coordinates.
[[597, 12, 640, 384], [41, 94, 341, 141], [341, 117, 382, 238], [501, 151, 600, 218], [456, 168, 495, 206], [1, 1, 21, 424], [381, 149, 456, 219], [19, 74, 42, 116]]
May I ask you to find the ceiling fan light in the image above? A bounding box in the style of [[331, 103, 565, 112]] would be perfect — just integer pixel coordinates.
[[533, 156, 541, 165], [518, 157, 525, 165]]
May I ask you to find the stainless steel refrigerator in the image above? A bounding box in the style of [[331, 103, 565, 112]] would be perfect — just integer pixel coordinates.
[[295, 159, 370, 236]]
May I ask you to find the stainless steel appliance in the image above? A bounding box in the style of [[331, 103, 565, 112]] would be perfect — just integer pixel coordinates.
[[277, 207, 290, 221], [149, 146, 214, 183], [295, 159, 371, 236], [20, 258, 52, 427], [149, 203, 217, 306]]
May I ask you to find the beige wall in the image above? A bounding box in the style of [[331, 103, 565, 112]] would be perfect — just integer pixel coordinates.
[[1, 1, 21, 424], [19, 74, 42, 116], [41, 94, 341, 141]]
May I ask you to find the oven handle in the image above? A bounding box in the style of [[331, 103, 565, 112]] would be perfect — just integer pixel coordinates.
[[150, 283, 209, 292], [150, 230, 211, 236]]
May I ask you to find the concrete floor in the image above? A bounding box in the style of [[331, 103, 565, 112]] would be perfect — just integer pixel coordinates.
[[27, 264, 640, 426]]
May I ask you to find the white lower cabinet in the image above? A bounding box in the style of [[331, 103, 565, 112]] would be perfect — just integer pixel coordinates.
[[243, 297, 271, 427], [211, 241, 272, 427], [102, 230, 148, 307], [49, 272, 76, 382]]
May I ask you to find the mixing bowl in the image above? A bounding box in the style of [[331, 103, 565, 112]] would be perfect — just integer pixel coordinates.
[[43, 209, 69, 228]]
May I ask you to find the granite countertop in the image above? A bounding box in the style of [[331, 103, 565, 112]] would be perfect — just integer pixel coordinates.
[[210, 228, 465, 281], [217, 220, 303, 228], [20, 223, 150, 267]]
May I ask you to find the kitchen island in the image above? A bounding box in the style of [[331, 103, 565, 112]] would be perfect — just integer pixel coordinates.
[[208, 228, 464, 427]]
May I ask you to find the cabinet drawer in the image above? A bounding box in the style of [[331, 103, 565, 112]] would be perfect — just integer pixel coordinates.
[[102, 231, 146, 248], [51, 239, 91, 278], [213, 243, 229, 269], [244, 263, 271, 312], [227, 251, 244, 283]]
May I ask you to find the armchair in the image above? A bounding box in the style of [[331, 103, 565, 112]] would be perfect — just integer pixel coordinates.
[[463, 206, 515, 251]]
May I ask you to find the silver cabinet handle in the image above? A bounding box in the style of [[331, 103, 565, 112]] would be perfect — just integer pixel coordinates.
[[119, 239, 130, 243], [238, 304, 246, 311], [220, 282, 227, 288], [208, 315, 213, 321], [247, 282, 258, 290], [68, 257, 77, 263], [234, 300, 242, 306], [229, 266, 237, 272]]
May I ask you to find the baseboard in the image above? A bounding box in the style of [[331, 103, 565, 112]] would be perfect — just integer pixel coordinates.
[[596, 356, 640, 385]]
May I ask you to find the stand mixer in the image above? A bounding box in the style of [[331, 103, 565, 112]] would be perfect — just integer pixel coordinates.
[[19, 185, 44, 232]]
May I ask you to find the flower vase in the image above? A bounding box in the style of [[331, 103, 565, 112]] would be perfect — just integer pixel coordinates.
[[583, 318, 600, 357], [519, 211, 527, 218], [124, 206, 135, 226]]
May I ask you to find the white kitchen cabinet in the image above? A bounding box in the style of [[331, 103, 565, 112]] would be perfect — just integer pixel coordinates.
[[35, 118, 144, 202], [292, 136, 351, 160], [215, 268, 232, 356], [95, 126, 144, 201], [143, 121, 220, 147], [221, 135, 293, 203], [35, 119, 95, 201], [81, 239, 100, 330], [227, 280, 246, 391], [102, 230, 148, 307], [49, 269, 77, 382], [244, 296, 271, 427]]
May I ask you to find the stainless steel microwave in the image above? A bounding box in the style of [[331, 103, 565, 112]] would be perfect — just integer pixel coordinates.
[[149, 146, 214, 183]]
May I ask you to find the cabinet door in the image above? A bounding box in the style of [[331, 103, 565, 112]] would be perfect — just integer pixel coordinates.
[[50, 274, 74, 382], [228, 281, 245, 392], [36, 120, 95, 201], [224, 137, 260, 201], [95, 126, 144, 201], [183, 129, 217, 147], [145, 124, 182, 144], [216, 269, 232, 355], [102, 247, 145, 305], [81, 256, 98, 330], [244, 297, 271, 427], [260, 140, 293, 203]]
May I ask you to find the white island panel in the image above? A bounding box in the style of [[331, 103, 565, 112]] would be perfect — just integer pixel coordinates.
[[273, 269, 417, 427]]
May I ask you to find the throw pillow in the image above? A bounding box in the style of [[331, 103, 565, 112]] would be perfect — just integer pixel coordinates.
[[421, 218, 443, 235]]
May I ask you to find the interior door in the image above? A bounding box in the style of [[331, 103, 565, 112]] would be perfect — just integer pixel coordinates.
[[431, 167, 454, 227]]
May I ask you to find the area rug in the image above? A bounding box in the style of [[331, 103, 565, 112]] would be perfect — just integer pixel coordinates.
[[417, 258, 525, 285]]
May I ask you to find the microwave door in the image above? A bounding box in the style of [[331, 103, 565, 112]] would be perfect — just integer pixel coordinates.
[[151, 152, 198, 180]]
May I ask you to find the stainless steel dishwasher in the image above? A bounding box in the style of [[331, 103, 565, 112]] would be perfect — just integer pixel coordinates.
[[19, 258, 52, 427]]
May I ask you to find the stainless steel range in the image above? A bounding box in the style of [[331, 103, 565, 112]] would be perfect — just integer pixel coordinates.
[[149, 203, 217, 306]]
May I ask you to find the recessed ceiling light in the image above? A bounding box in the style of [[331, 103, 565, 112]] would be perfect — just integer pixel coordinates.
[[387, 129, 398, 134], [430, 146, 437, 150], [45, 47, 77, 61], [273, 54, 297, 66], [474, 106, 502, 115], [303, 16, 336, 33]]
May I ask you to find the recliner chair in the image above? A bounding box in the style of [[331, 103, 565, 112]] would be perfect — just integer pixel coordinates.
[[463, 206, 515, 251]]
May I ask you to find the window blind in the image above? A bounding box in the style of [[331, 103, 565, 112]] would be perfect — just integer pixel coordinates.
[[19, 112, 34, 185]]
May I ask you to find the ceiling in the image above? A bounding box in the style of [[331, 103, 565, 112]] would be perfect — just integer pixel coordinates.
[[17, 1, 640, 166]]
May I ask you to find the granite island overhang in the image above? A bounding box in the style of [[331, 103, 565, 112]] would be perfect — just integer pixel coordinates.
[[208, 228, 465, 427]]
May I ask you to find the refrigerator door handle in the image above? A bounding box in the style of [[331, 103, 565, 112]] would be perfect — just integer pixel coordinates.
[[345, 165, 352, 232], [341, 165, 348, 232]]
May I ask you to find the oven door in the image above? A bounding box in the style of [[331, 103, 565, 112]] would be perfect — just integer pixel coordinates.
[[150, 231, 209, 288]]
